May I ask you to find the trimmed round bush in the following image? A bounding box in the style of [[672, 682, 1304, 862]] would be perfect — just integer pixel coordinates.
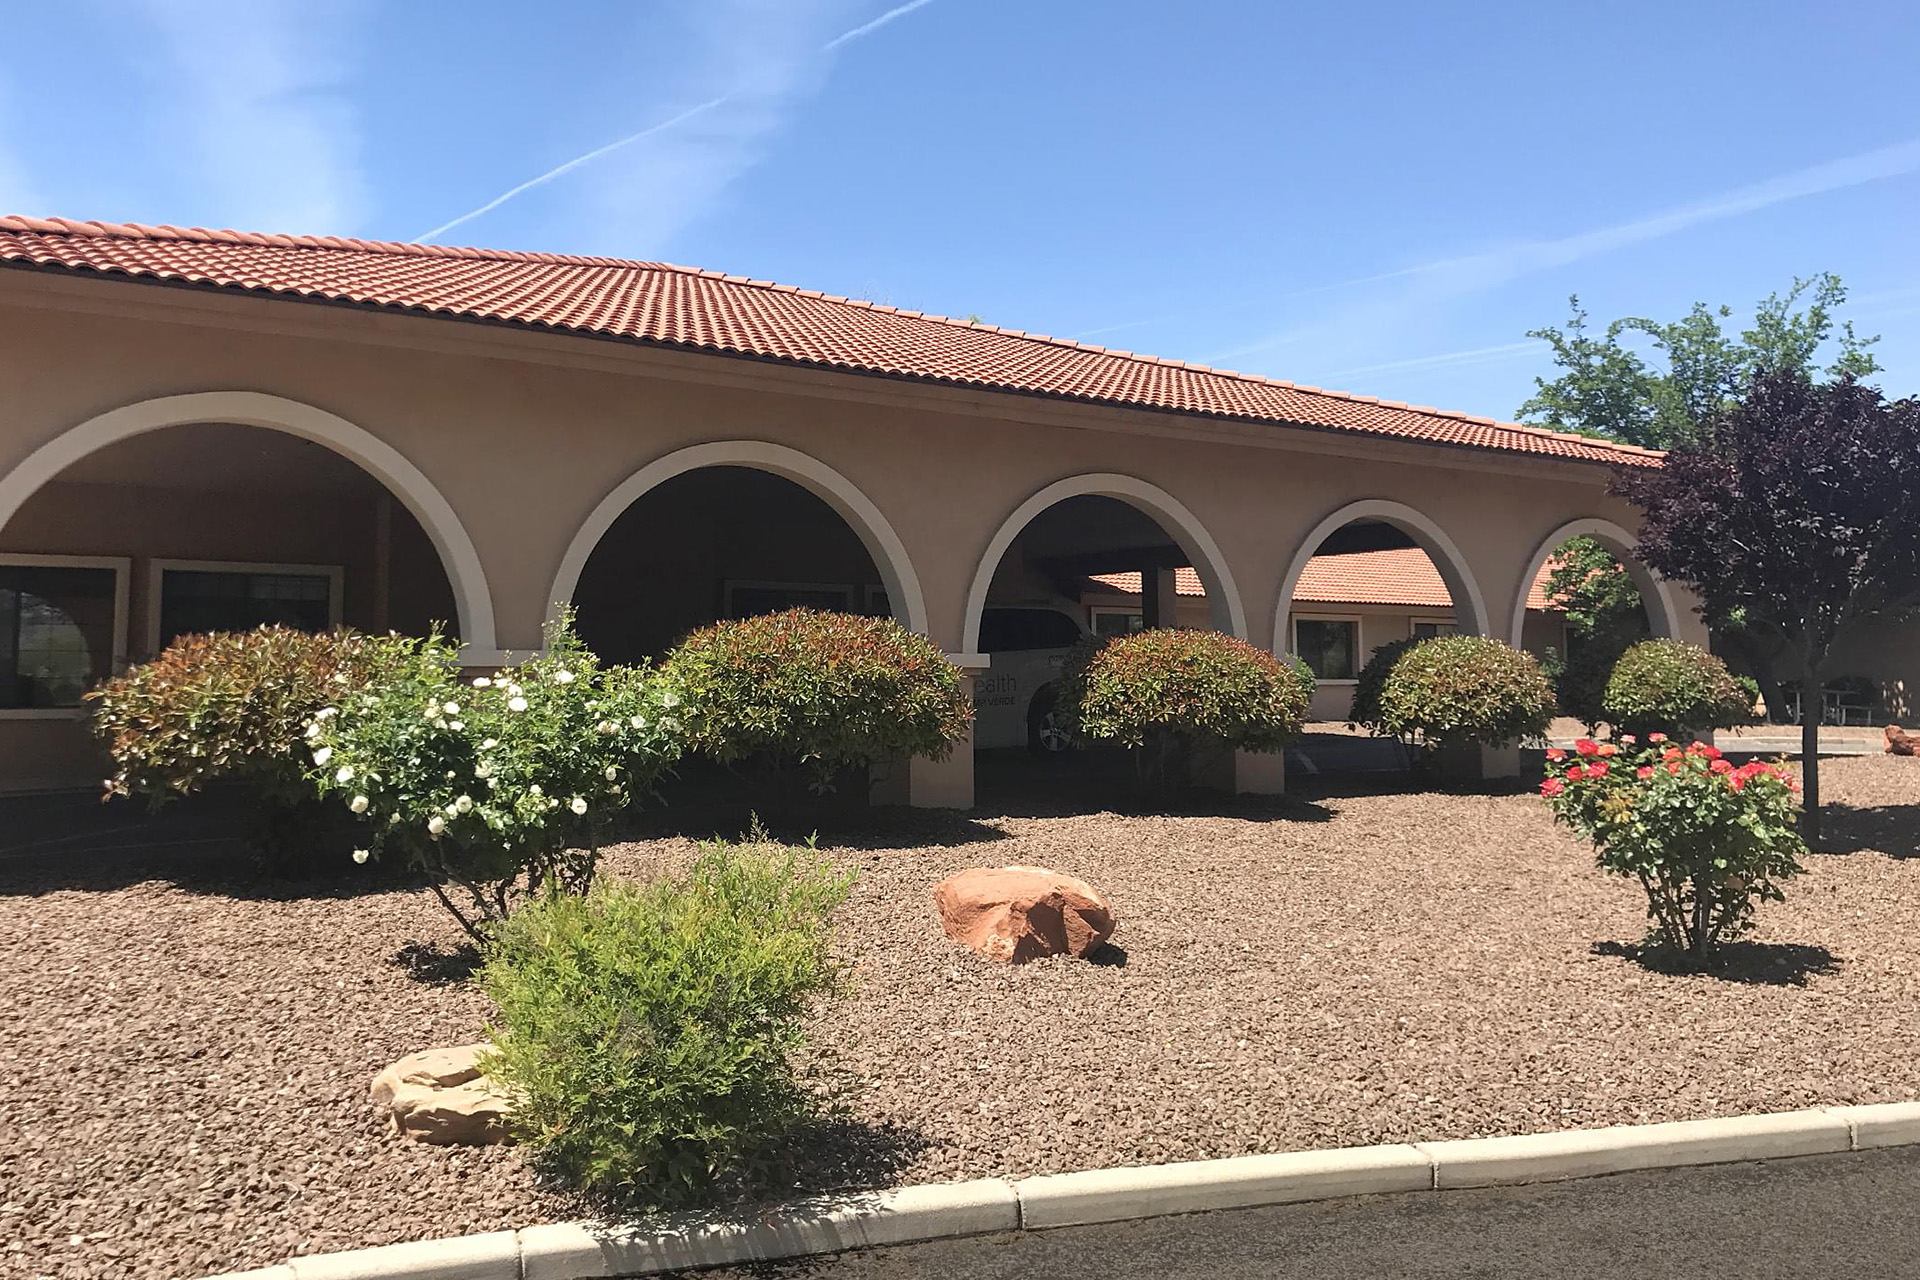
[[663, 610, 972, 787], [1347, 636, 1418, 734], [480, 837, 852, 1207], [1060, 628, 1314, 753], [1375, 635, 1556, 748], [1602, 638, 1754, 739]]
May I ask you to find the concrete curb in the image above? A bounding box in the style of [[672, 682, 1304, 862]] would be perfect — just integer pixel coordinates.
[[201, 1102, 1920, 1280]]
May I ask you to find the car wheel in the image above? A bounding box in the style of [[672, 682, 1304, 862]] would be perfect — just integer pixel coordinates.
[[1027, 693, 1072, 756]]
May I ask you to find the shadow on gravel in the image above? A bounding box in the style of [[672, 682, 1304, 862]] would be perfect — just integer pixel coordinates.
[[389, 940, 483, 985], [1814, 803, 1920, 860], [1591, 939, 1841, 986]]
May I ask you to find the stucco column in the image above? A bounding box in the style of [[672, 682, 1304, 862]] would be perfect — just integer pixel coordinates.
[[1190, 743, 1287, 794], [1437, 741, 1521, 781], [871, 664, 980, 809], [1142, 565, 1179, 629]]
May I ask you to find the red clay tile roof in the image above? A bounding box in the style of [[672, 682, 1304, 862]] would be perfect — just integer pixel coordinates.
[[0, 216, 1660, 469], [1091, 550, 1560, 610]]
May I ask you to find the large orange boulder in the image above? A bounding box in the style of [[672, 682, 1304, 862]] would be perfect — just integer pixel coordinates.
[[370, 1044, 512, 1145], [934, 865, 1115, 963], [1887, 725, 1919, 757]]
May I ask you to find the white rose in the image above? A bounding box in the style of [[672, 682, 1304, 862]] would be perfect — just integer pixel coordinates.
[[454, 795, 474, 814], [449, 721, 465, 732], [529, 784, 542, 796], [427, 815, 446, 836], [352, 849, 370, 864], [661, 691, 681, 708], [349, 795, 369, 814], [388, 812, 401, 826], [481, 738, 498, 750], [596, 720, 615, 734], [475, 761, 492, 779], [569, 796, 588, 815], [335, 765, 354, 784], [434, 719, 448, 730], [554, 670, 575, 685], [507, 684, 523, 698], [604, 765, 620, 782], [443, 702, 461, 715], [312, 746, 333, 767], [472, 677, 492, 688], [508, 697, 528, 712], [423, 705, 439, 720], [316, 706, 337, 720], [304, 723, 322, 740], [629, 715, 647, 729]]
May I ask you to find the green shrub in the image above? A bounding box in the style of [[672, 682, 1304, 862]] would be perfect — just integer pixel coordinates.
[[663, 610, 971, 789], [310, 614, 683, 940], [88, 627, 418, 868], [1374, 635, 1556, 748], [1602, 639, 1755, 739], [1059, 629, 1312, 788], [1541, 737, 1805, 960], [480, 837, 853, 1206], [1347, 636, 1418, 734]]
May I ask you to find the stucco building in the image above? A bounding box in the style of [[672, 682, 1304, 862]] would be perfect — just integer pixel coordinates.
[[0, 217, 1703, 803]]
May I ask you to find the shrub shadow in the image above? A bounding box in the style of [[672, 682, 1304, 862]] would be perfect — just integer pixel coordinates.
[[389, 940, 483, 985], [1813, 804, 1920, 860], [1590, 939, 1841, 987]]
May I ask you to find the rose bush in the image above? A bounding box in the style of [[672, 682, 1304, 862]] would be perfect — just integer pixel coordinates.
[[310, 613, 684, 940], [1540, 735, 1806, 961]]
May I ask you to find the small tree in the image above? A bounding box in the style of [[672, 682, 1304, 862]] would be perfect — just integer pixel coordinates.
[[1613, 370, 1920, 838], [1060, 629, 1312, 790], [311, 615, 684, 940], [1372, 635, 1557, 751], [663, 610, 971, 792], [1602, 639, 1753, 741]]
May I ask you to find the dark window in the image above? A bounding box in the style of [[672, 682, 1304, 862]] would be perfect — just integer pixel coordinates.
[[159, 569, 333, 647], [0, 564, 118, 708], [1412, 620, 1459, 640], [1295, 618, 1358, 681], [724, 584, 853, 619], [1092, 609, 1143, 638], [979, 607, 1084, 653]]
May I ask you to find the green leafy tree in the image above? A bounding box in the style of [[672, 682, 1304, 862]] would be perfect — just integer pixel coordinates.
[[1543, 536, 1649, 729], [1520, 274, 1881, 449]]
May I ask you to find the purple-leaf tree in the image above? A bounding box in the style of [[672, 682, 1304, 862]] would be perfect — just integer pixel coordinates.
[[1612, 369, 1920, 839]]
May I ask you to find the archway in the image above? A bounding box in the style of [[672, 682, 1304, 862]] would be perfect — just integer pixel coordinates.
[[549, 441, 927, 654], [1274, 499, 1488, 727], [1510, 517, 1681, 649], [959, 473, 1245, 769], [0, 391, 497, 655]]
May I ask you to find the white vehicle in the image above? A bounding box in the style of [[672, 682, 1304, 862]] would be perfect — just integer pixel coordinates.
[[971, 604, 1090, 753]]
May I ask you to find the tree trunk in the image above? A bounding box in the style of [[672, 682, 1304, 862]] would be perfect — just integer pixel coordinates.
[[1799, 658, 1822, 843]]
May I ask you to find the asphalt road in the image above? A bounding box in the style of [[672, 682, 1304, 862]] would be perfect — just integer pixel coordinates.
[[693, 1147, 1920, 1280]]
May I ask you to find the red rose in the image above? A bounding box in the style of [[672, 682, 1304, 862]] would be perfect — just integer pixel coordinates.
[[1711, 758, 1734, 774], [1541, 778, 1565, 797], [1648, 732, 1668, 743], [1546, 748, 1567, 761], [1636, 766, 1654, 779], [1574, 738, 1599, 756]]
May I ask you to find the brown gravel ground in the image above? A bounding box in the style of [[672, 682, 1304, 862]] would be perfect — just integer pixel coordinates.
[[4, 755, 1918, 1280]]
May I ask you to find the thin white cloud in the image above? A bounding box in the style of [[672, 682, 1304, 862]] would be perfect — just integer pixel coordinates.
[[1315, 340, 1546, 383], [130, 0, 367, 234], [1210, 134, 1920, 365], [414, 0, 938, 247], [823, 0, 937, 51]]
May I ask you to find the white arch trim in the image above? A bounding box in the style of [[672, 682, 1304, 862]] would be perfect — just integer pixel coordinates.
[[960, 472, 1249, 653], [1512, 517, 1682, 647], [1275, 498, 1491, 648], [548, 440, 929, 638], [0, 391, 499, 654]]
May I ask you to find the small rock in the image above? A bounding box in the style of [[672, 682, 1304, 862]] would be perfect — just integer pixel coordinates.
[[369, 1045, 511, 1146], [933, 865, 1115, 963]]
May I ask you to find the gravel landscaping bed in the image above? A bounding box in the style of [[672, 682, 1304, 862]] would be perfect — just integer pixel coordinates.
[[4, 756, 1918, 1279]]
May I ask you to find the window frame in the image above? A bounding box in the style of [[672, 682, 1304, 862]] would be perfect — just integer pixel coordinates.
[[1408, 614, 1460, 641], [146, 559, 345, 656], [720, 579, 856, 620], [1291, 613, 1363, 685], [0, 552, 132, 720], [1088, 606, 1145, 638]]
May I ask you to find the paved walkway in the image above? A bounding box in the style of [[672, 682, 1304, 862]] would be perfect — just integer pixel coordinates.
[[698, 1147, 1920, 1279]]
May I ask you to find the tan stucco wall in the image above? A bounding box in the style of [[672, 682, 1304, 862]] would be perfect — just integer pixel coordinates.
[[0, 273, 1709, 792]]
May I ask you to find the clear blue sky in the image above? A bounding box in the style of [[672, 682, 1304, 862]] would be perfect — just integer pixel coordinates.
[[3, 1, 1916, 420]]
